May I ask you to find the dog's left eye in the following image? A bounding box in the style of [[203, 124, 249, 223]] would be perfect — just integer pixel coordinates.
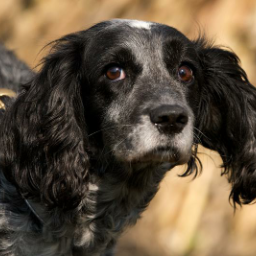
[[178, 65, 194, 83], [105, 66, 126, 81]]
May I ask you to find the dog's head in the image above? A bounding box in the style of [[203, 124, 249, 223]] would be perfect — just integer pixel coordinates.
[[1, 19, 256, 209], [84, 20, 197, 166]]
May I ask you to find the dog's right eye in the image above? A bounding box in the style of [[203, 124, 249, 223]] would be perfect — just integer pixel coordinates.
[[105, 66, 126, 81], [178, 65, 194, 83]]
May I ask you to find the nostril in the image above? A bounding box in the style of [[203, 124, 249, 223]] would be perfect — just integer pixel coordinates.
[[176, 114, 188, 125], [154, 115, 170, 124], [150, 105, 189, 134]]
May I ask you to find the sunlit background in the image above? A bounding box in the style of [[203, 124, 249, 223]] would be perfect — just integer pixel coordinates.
[[1, 0, 256, 255]]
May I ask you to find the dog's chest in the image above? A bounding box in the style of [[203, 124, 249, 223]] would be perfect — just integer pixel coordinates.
[[73, 182, 143, 252], [73, 173, 159, 255]]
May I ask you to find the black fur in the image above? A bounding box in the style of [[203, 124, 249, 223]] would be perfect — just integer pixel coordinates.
[[0, 44, 33, 92], [0, 19, 256, 256], [194, 43, 256, 206]]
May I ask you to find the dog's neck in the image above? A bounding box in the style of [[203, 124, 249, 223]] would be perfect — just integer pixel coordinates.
[[91, 159, 173, 212], [72, 161, 173, 253]]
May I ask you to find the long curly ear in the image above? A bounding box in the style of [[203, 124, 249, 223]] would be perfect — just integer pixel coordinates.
[[0, 33, 90, 210], [195, 39, 256, 206]]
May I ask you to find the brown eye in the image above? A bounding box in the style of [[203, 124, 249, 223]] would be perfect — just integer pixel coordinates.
[[178, 65, 194, 83], [105, 66, 126, 81]]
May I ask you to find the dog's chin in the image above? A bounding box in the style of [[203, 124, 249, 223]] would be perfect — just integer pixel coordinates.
[[115, 146, 192, 166]]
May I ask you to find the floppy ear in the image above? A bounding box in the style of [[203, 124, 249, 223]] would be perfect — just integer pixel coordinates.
[[0, 33, 90, 210], [195, 40, 256, 206]]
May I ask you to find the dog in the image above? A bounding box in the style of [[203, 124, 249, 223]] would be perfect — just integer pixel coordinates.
[[0, 19, 256, 256]]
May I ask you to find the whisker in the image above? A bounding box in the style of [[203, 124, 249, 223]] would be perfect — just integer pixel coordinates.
[[193, 132, 202, 144], [194, 127, 209, 140], [88, 124, 132, 137], [103, 134, 131, 157]]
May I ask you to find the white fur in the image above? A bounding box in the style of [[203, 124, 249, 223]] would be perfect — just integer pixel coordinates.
[[128, 20, 152, 30], [0, 214, 6, 226], [76, 223, 95, 247], [112, 19, 152, 30], [88, 183, 99, 192]]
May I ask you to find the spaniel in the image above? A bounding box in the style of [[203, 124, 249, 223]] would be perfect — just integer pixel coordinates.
[[0, 19, 256, 256]]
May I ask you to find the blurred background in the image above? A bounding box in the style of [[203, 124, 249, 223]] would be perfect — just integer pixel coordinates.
[[1, 0, 256, 255]]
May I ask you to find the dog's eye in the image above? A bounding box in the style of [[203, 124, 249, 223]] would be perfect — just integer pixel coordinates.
[[178, 65, 194, 83], [105, 66, 126, 81]]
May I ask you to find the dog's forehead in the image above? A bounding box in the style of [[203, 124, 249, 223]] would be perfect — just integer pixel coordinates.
[[85, 19, 192, 64], [87, 19, 185, 48], [90, 19, 174, 34], [89, 19, 187, 42], [109, 19, 153, 30]]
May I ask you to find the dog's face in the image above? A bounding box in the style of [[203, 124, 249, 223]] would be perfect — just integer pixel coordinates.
[[84, 20, 200, 165]]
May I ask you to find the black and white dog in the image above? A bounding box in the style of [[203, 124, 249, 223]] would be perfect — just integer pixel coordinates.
[[1, 19, 256, 256]]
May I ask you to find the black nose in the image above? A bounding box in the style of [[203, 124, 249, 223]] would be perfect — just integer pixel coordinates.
[[150, 105, 188, 134]]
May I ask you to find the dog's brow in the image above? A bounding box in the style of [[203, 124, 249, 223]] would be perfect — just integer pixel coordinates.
[[100, 47, 136, 65]]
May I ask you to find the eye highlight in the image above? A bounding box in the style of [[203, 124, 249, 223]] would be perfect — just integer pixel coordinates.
[[105, 66, 126, 81], [178, 65, 194, 83]]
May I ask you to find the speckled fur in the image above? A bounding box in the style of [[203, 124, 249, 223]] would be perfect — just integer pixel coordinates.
[[1, 19, 256, 256]]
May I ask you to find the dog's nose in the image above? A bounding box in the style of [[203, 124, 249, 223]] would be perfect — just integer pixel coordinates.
[[150, 105, 188, 134]]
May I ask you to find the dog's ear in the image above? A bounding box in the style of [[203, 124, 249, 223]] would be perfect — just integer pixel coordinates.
[[194, 39, 256, 206], [0, 33, 90, 210]]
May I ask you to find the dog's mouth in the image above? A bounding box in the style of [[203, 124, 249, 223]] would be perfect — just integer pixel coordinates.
[[137, 146, 178, 162], [130, 145, 191, 165]]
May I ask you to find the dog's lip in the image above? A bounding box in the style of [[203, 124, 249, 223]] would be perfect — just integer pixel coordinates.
[[132, 146, 180, 164]]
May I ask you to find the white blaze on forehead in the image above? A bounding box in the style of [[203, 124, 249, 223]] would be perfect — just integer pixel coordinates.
[[111, 19, 152, 30], [128, 20, 152, 29]]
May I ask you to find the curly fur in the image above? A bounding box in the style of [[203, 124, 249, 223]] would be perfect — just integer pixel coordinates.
[[0, 19, 256, 256]]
